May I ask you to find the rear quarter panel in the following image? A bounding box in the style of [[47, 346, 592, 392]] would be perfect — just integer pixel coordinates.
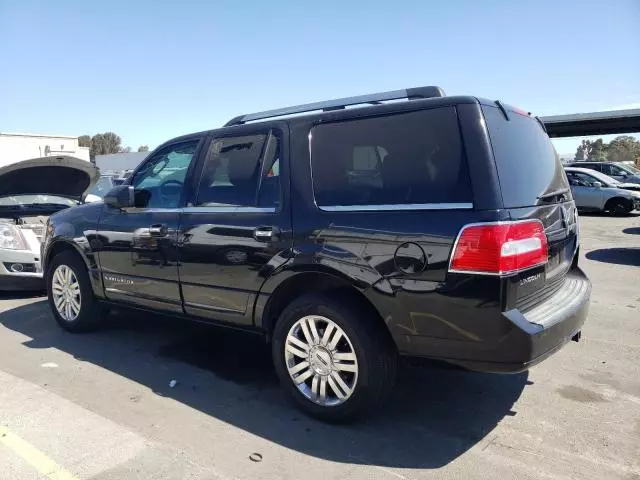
[[268, 115, 511, 356]]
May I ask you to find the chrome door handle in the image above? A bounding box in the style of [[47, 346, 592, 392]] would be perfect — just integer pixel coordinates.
[[149, 224, 168, 237], [254, 226, 280, 241]]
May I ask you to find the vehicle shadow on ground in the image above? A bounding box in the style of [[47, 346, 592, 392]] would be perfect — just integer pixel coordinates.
[[622, 227, 640, 235], [578, 211, 639, 218], [585, 248, 640, 267], [0, 299, 528, 469]]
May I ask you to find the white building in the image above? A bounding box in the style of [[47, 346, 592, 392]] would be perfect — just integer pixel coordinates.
[[0, 132, 90, 167], [95, 151, 148, 175]]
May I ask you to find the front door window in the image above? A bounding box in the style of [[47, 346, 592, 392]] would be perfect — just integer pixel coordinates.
[[131, 140, 200, 208]]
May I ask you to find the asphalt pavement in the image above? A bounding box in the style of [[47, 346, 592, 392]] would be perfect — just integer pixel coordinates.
[[0, 212, 638, 480]]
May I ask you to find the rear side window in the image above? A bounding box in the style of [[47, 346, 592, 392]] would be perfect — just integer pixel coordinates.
[[482, 106, 569, 208], [195, 132, 281, 209], [310, 107, 471, 208]]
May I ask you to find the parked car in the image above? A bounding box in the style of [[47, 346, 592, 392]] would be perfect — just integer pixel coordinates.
[[564, 167, 640, 215], [0, 156, 98, 290], [85, 175, 116, 202], [42, 87, 590, 421], [566, 161, 640, 184], [112, 170, 134, 186]]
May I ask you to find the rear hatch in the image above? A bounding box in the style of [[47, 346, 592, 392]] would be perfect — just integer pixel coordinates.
[[481, 104, 578, 312]]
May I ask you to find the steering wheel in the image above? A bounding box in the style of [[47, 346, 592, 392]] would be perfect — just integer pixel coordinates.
[[159, 179, 184, 202]]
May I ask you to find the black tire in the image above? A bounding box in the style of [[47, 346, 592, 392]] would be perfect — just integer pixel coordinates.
[[272, 293, 397, 423], [606, 198, 631, 216], [46, 250, 103, 333]]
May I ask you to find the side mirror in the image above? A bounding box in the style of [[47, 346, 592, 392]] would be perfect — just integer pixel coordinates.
[[592, 181, 603, 188], [104, 185, 134, 209]]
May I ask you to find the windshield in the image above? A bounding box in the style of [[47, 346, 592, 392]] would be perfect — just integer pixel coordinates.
[[0, 195, 77, 207], [573, 169, 620, 186], [619, 163, 640, 175], [482, 105, 569, 207]]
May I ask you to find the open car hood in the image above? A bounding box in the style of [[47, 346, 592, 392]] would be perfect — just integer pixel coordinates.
[[0, 156, 100, 200]]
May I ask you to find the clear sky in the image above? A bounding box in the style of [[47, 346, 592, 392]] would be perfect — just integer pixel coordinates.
[[1, 0, 639, 155]]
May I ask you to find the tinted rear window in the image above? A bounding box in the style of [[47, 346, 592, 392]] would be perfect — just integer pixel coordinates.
[[482, 105, 569, 207], [310, 107, 472, 208]]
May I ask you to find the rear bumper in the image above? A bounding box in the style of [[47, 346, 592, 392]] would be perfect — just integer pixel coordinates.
[[401, 268, 591, 373]]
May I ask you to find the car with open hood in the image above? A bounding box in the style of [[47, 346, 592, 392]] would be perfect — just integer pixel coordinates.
[[0, 155, 99, 290]]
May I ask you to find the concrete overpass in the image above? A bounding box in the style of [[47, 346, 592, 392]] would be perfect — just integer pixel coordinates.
[[541, 108, 640, 138]]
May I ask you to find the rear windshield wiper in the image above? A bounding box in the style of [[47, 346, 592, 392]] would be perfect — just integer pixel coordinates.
[[537, 188, 569, 201]]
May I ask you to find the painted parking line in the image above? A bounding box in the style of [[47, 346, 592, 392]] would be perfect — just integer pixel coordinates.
[[0, 370, 148, 479], [0, 426, 78, 480]]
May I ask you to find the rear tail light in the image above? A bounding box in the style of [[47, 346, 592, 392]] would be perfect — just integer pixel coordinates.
[[449, 220, 548, 275]]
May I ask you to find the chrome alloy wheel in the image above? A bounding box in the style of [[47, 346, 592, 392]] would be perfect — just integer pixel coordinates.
[[285, 315, 359, 407], [51, 265, 81, 322]]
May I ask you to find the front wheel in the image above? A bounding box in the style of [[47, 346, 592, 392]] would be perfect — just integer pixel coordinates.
[[47, 251, 103, 332], [272, 294, 397, 422]]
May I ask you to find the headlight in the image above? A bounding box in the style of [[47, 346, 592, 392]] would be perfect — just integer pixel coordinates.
[[0, 223, 28, 250]]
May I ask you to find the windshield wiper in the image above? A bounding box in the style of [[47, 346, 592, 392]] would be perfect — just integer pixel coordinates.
[[537, 188, 569, 201]]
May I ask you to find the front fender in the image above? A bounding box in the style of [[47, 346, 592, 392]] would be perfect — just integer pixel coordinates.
[[43, 203, 104, 297]]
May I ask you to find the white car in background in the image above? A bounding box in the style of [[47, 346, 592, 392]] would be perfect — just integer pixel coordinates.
[[0, 156, 98, 290], [84, 174, 117, 203], [565, 167, 640, 216]]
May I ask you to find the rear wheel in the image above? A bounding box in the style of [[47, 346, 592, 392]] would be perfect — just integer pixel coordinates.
[[606, 198, 631, 216], [47, 251, 103, 332], [272, 294, 397, 422]]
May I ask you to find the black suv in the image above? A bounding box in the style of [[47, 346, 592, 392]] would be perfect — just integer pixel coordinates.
[[42, 86, 591, 422]]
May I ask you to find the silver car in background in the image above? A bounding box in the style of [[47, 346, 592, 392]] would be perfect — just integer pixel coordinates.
[[565, 167, 640, 216], [566, 161, 640, 184]]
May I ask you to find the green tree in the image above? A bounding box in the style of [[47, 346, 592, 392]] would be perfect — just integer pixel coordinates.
[[78, 135, 91, 148], [589, 138, 608, 161], [120, 146, 132, 153], [90, 132, 122, 159], [607, 135, 640, 163], [574, 140, 588, 161], [574, 138, 608, 161], [137, 145, 149, 152]]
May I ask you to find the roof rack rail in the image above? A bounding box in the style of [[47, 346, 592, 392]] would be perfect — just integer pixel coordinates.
[[224, 86, 445, 127]]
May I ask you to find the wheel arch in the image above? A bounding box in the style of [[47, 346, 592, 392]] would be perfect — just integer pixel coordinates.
[[45, 240, 88, 271], [255, 266, 394, 347], [604, 196, 632, 212], [44, 239, 104, 297]]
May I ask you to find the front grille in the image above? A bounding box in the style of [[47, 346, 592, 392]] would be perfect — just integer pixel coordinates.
[[516, 274, 566, 313]]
